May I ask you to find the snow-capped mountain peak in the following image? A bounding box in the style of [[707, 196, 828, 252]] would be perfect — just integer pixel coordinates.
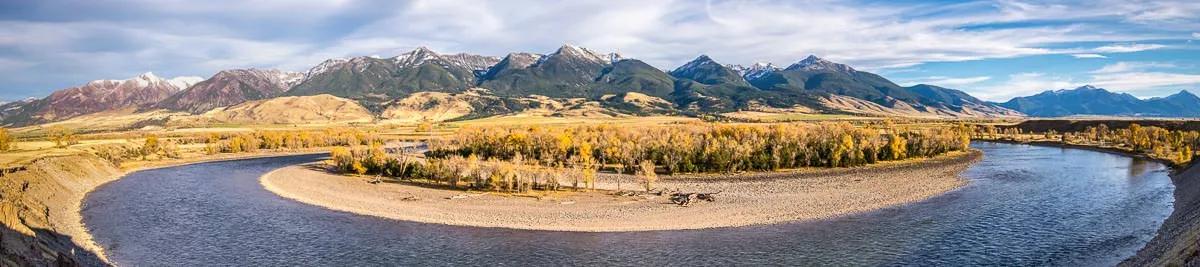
[[81, 72, 197, 90], [786, 55, 855, 73], [729, 62, 780, 80], [392, 46, 441, 67], [303, 58, 350, 81], [672, 55, 720, 74], [277, 71, 303, 88], [441, 53, 501, 72], [552, 44, 614, 64], [138, 72, 160, 81], [167, 76, 204, 89]]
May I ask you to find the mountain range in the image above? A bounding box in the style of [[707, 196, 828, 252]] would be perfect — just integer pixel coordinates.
[[2, 73, 200, 125], [999, 86, 1200, 117], [1, 44, 1195, 127]]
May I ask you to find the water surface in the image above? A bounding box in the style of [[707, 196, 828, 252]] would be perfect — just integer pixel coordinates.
[[83, 142, 1175, 266]]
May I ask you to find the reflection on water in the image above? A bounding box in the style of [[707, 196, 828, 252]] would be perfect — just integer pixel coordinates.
[[1128, 157, 1155, 178], [83, 142, 1174, 266]]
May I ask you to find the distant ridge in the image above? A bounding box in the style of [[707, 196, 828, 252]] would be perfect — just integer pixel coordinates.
[[999, 86, 1200, 117]]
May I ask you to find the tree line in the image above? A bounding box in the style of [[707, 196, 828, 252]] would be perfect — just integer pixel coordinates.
[[93, 128, 383, 166], [429, 122, 972, 174], [974, 123, 1198, 165], [326, 122, 973, 193], [330, 144, 589, 192]]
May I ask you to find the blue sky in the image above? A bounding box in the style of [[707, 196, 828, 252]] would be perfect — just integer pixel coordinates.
[[0, 0, 1197, 102]]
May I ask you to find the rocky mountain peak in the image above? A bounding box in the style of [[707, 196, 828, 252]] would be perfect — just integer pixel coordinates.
[[1165, 89, 1200, 101], [786, 55, 855, 73], [499, 52, 544, 68], [137, 72, 160, 81], [82, 72, 196, 91], [671, 55, 720, 75], [167, 76, 204, 90], [303, 58, 351, 81], [393, 46, 441, 67], [730, 62, 780, 80], [441, 53, 501, 72], [1050, 85, 1107, 95], [551, 44, 614, 64]]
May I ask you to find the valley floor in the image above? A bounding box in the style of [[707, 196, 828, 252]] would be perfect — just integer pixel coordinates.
[[261, 150, 980, 232]]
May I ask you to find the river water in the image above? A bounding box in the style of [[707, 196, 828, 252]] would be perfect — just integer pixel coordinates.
[[83, 142, 1175, 266]]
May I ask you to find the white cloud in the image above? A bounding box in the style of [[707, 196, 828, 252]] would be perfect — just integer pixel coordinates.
[[1125, 3, 1198, 23], [1090, 62, 1176, 74], [1090, 72, 1200, 91], [975, 73, 1078, 101], [901, 76, 992, 87], [282, 0, 1182, 71], [1194, 32, 1200, 39], [1071, 53, 1107, 59], [1092, 43, 1168, 53], [1085, 61, 1200, 92]]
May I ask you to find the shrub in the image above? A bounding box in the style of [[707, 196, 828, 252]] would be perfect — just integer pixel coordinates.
[[0, 128, 13, 152], [637, 160, 657, 191]]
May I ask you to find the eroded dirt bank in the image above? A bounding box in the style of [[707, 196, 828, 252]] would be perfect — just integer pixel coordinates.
[[262, 150, 981, 232], [1, 154, 118, 266], [1, 151, 324, 267]]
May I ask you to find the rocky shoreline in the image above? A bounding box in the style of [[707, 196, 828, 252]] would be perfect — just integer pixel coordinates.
[[1121, 159, 1200, 266]]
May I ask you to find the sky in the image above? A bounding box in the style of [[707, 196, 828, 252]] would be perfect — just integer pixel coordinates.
[[0, 0, 1198, 102]]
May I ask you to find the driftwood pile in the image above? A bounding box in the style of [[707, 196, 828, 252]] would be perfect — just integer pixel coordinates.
[[668, 191, 721, 206], [615, 189, 722, 206]]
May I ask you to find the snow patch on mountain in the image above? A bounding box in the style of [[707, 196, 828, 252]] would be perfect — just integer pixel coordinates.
[[729, 62, 780, 80], [392, 46, 441, 68], [550, 44, 618, 64], [786, 55, 855, 73], [304, 58, 350, 81], [168, 76, 204, 89]]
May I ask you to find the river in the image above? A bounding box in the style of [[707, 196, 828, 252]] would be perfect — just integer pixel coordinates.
[[82, 142, 1175, 266]]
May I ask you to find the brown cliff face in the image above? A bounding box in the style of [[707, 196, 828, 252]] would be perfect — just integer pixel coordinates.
[[159, 69, 301, 114]]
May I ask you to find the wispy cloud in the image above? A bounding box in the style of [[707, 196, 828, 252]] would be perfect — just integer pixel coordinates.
[[1090, 61, 1176, 74], [1087, 61, 1200, 92], [1092, 43, 1168, 53], [1090, 72, 1200, 91], [1071, 53, 1108, 59], [900, 76, 992, 87]]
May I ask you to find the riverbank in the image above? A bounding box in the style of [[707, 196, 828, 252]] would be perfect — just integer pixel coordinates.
[[262, 150, 981, 232], [978, 139, 1181, 168], [0, 150, 323, 266], [1122, 159, 1200, 266]]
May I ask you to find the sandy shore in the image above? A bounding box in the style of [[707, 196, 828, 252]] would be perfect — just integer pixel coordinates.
[[262, 150, 982, 232]]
